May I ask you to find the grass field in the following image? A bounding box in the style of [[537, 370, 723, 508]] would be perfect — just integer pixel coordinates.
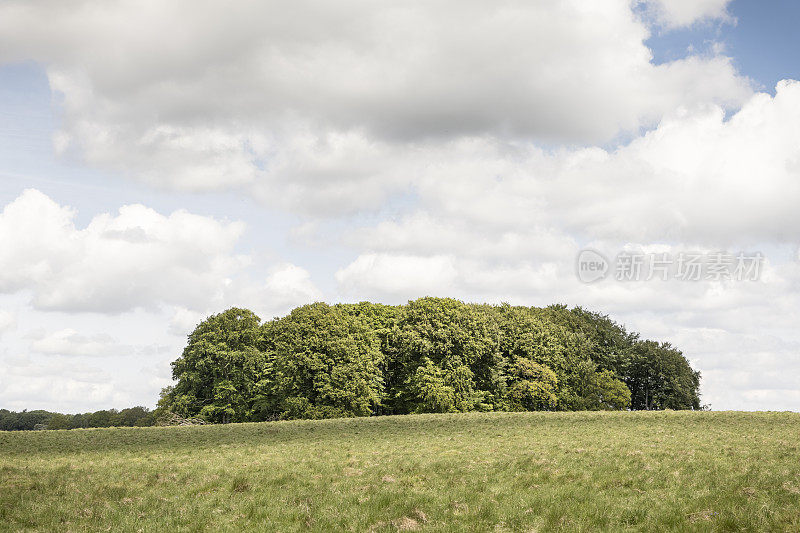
[[2, 411, 800, 532]]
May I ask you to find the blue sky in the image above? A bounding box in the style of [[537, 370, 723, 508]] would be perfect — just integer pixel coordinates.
[[647, 0, 800, 91], [1, 0, 799, 412]]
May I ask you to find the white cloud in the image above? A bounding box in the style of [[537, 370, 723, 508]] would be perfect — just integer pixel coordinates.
[[0, 311, 15, 336], [643, 0, 733, 29], [165, 264, 323, 330], [652, 327, 800, 411], [336, 253, 458, 298], [335, 244, 799, 312], [336, 81, 800, 249], [0, 0, 752, 204], [0, 354, 116, 412], [0, 189, 248, 312], [217, 263, 325, 321], [348, 212, 578, 263], [29, 328, 120, 357], [262, 263, 322, 307], [168, 307, 208, 337], [0, 190, 325, 320]]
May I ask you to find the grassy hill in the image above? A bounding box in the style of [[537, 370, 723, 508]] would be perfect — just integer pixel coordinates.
[[2, 411, 799, 531]]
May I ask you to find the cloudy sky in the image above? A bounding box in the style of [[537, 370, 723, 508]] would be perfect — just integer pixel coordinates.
[[1, 0, 799, 413]]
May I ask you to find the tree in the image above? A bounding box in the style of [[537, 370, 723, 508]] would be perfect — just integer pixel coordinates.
[[506, 359, 559, 411], [117, 406, 154, 427], [152, 300, 701, 423], [388, 298, 501, 413], [559, 360, 631, 410], [165, 308, 266, 423], [539, 305, 637, 373], [45, 413, 72, 430], [592, 370, 632, 410], [408, 358, 456, 413], [624, 340, 700, 410], [269, 303, 385, 419]]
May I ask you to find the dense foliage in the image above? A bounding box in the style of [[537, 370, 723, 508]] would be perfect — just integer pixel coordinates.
[[0, 406, 155, 431], [161, 298, 701, 422]]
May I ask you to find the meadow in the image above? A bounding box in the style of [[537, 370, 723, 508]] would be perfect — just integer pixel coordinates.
[[1, 411, 799, 532]]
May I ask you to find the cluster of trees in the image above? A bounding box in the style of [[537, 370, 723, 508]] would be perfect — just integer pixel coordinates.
[[159, 298, 701, 422], [0, 406, 156, 431]]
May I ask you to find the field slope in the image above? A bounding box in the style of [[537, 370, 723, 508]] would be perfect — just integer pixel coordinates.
[[2, 411, 799, 532]]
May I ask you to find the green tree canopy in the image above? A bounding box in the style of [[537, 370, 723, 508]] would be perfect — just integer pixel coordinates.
[[165, 307, 266, 423], [159, 299, 701, 422], [267, 303, 385, 419]]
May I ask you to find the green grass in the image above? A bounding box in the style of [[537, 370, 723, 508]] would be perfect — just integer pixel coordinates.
[[2, 411, 800, 532]]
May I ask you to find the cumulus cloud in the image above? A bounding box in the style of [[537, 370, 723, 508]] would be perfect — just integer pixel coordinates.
[[206, 263, 324, 322], [29, 328, 119, 357], [334, 81, 800, 250], [336, 253, 458, 297], [165, 263, 323, 332], [0, 311, 15, 336], [348, 213, 578, 263], [261, 263, 322, 308], [649, 327, 800, 411], [577, 80, 800, 245], [0, 189, 249, 312], [0, 190, 323, 317], [643, 0, 733, 29], [0, 0, 752, 205], [335, 244, 797, 310], [168, 307, 209, 337], [0, 354, 116, 411]]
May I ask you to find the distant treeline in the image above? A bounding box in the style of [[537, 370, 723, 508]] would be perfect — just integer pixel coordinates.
[[158, 298, 702, 423], [0, 406, 156, 431]]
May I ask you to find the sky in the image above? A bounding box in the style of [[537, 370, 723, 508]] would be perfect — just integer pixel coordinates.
[[0, 0, 799, 413]]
